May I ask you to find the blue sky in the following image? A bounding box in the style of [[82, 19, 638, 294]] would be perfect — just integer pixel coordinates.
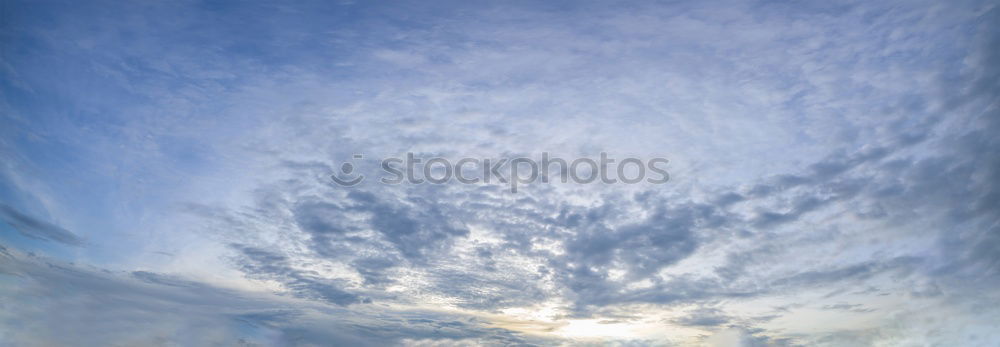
[[1, 0, 999, 345]]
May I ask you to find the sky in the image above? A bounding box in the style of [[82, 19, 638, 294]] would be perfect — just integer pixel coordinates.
[[1, 0, 999, 345]]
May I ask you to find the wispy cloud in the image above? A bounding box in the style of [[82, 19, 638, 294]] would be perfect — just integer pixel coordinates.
[[0, 204, 83, 246], [2, 0, 999, 345]]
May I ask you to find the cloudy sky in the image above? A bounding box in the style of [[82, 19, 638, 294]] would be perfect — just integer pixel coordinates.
[[1, 0, 999, 345]]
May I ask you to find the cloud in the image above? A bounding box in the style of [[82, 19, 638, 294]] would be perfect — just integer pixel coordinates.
[[233, 245, 363, 306], [0, 246, 547, 346], [2, 0, 1000, 345], [0, 204, 83, 246], [674, 307, 732, 328]]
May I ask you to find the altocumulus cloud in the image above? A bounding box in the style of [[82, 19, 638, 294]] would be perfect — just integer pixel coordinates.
[[1, 0, 999, 345]]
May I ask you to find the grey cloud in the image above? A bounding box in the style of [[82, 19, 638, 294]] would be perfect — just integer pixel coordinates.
[[233, 245, 363, 306], [0, 204, 83, 246], [351, 255, 401, 286], [350, 191, 470, 261], [0, 248, 543, 346], [616, 255, 922, 309], [290, 190, 470, 263], [131, 270, 211, 289], [293, 201, 349, 235], [821, 303, 876, 313], [529, 198, 735, 313], [423, 267, 549, 310], [674, 307, 731, 328], [0, 248, 300, 346]]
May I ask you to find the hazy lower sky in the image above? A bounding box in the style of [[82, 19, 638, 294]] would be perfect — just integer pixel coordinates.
[[2, 0, 999, 345]]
